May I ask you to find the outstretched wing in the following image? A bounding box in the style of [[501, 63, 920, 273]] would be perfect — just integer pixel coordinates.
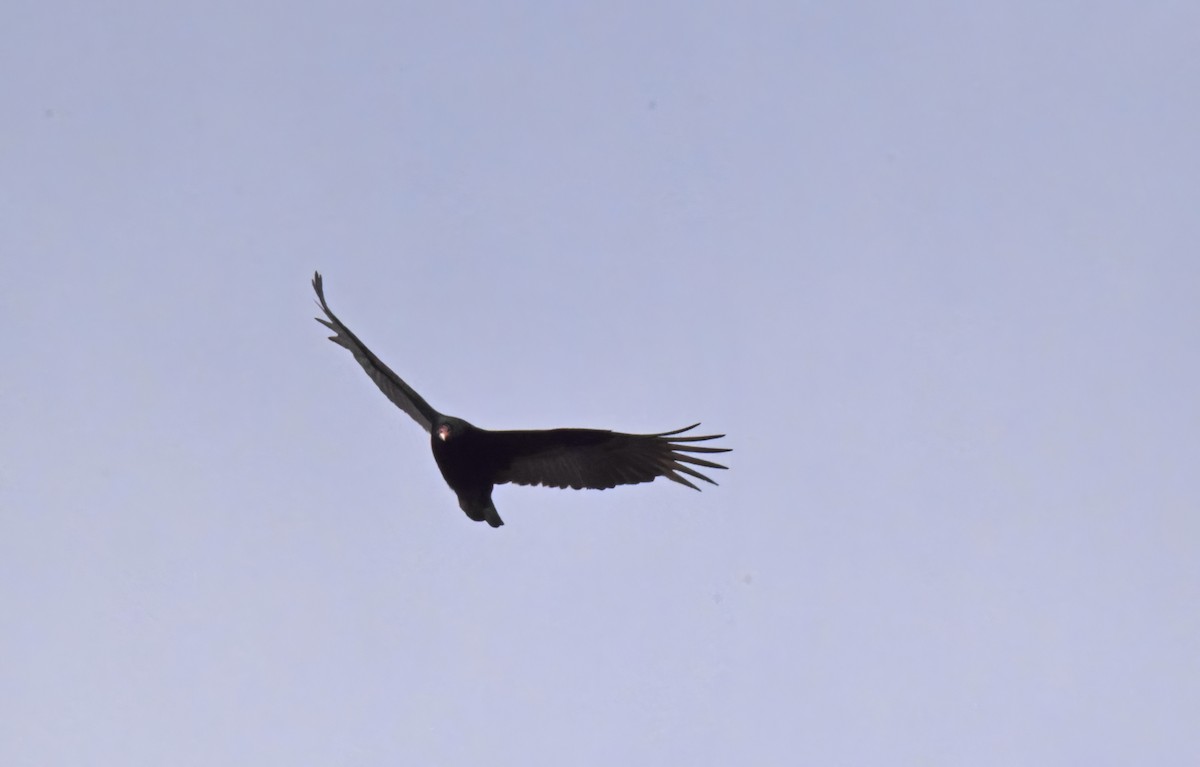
[[312, 271, 440, 433], [486, 424, 729, 491]]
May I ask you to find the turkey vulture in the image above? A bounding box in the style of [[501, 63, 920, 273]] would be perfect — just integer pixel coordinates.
[[312, 272, 729, 527]]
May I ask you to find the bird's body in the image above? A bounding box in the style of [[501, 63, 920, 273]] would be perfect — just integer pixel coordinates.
[[430, 417, 504, 527], [312, 272, 728, 527]]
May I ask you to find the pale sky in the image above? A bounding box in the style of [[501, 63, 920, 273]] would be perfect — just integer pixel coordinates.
[[4, 2, 1199, 765]]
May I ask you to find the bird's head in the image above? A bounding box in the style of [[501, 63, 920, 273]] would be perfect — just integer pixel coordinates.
[[434, 416, 472, 443]]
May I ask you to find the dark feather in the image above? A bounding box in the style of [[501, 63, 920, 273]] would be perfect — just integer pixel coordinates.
[[312, 272, 441, 433], [486, 424, 729, 491]]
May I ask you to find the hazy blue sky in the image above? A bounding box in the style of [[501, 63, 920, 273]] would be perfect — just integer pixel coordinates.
[[4, 2, 1198, 765]]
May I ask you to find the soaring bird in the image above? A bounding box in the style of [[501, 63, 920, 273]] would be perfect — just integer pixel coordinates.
[[312, 272, 729, 527]]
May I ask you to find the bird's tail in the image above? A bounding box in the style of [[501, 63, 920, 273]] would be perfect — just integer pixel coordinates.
[[483, 504, 504, 528], [459, 495, 505, 528]]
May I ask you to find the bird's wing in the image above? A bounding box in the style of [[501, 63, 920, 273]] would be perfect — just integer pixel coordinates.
[[312, 271, 440, 433], [487, 424, 729, 491]]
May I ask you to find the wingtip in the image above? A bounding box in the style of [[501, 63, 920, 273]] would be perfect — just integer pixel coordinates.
[[312, 272, 335, 315], [668, 471, 702, 491], [652, 423, 701, 438]]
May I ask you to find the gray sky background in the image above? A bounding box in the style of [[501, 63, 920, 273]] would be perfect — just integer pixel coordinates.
[[4, 2, 1198, 765]]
